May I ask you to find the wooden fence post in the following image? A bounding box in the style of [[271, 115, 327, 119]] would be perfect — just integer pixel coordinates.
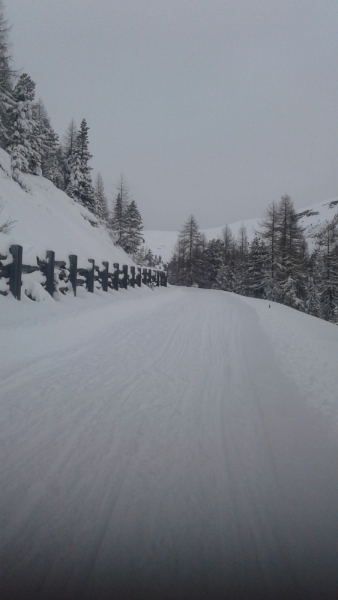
[[9, 245, 23, 300], [130, 266, 135, 288], [136, 267, 141, 287], [122, 264, 128, 289], [101, 261, 109, 291], [147, 269, 152, 284], [142, 268, 147, 285], [45, 250, 55, 297], [87, 259, 95, 293], [113, 263, 119, 291], [69, 254, 77, 296], [156, 270, 160, 287]]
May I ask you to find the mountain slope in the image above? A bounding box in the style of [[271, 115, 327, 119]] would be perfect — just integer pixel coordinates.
[[143, 198, 338, 262], [0, 148, 131, 269]]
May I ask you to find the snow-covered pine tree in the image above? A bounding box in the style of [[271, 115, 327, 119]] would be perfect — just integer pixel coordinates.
[[6, 73, 41, 182], [66, 119, 95, 212], [94, 172, 110, 224], [31, 99, 62, 183], [0, 0, 15, 149], [124, 199, 143, 257]]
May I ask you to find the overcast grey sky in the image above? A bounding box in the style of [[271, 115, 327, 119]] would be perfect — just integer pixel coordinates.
[[6, 0, 338, 230]]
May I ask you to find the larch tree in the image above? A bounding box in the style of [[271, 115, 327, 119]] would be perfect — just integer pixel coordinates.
[[110, 174, 130, 249]]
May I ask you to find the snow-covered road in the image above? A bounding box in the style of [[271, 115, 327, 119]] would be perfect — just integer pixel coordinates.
[[1, 287, 338, 599]]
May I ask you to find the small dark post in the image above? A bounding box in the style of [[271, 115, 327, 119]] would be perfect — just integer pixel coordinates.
[[69, 254, 78, 296], [156, 270, 160, 287], [136, 267, 142, 287], [45, 250, 55, 297], [142, 268, 147, 285], [113, 263, 119, 291], [147, 269, 152, 284], [101, 261, 109, 292], [9, 245, 23, 300], [87, 259, 95, 293], [122, 264, 128, 289], [163, 271, 167, 287], [130, 266, 136, 288]]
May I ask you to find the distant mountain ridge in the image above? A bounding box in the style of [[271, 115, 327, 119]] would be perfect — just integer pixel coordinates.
[[143, 197, 338, 263]]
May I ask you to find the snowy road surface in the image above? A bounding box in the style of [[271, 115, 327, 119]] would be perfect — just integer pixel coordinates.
[[1, 287, 338, 599]]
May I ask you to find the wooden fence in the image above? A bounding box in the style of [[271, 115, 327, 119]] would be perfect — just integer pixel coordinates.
[[0, 245, 167, 300]]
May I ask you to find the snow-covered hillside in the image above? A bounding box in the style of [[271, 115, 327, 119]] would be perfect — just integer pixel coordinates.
[[0, 148, 132, 269], [143, 198, 338, 262], [1, 286, 338, 599]]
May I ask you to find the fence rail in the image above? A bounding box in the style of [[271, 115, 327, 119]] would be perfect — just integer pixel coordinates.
[[0, 245, 167, 300]]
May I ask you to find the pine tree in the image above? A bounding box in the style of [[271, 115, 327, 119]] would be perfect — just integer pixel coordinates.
[[63, 119, 77, 189], [6, 73, 40, 181], [110, 174, 130, 248], [94, 172, 109, 223], [66, 119, 95, 212], [125, 199, 143, 256], [31, 99, 61, 182], [0, 0, 15, 149]]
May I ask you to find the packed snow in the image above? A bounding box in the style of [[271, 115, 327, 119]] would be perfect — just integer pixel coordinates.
[[1, 285, 338, 599]]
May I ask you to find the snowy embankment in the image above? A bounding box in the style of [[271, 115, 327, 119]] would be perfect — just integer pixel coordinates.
[[0, 148, 131, 269], [1, 286, 338, 599], [143, 198, 338, 261]]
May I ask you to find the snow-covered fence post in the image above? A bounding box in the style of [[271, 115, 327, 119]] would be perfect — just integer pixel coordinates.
[[69, 254, 78, 296], [101, 261, 109, 292], [113, 263, 119, 291], [142, 268, 147, 285], [9, 245, 23, 300], [156, 270, 160, 287], [45, 251, 55, 296], [130, 266, 136, 288], [147, 269, 152, 285], [122, 265, 128, 289], [136, 267, 142, 287], [87, 259, 95, 293]]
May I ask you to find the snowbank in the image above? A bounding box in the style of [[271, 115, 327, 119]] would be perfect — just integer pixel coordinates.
[[0, 148, 133, 269]]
